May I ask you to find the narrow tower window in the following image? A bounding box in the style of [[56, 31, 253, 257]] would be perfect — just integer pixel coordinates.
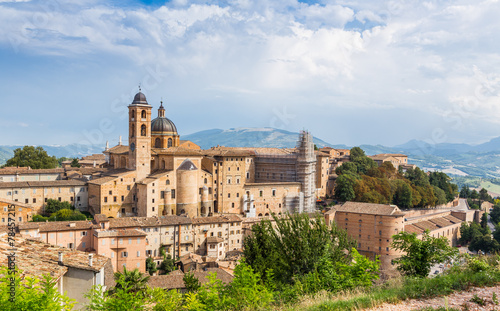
[[141, 124, 147, 136]]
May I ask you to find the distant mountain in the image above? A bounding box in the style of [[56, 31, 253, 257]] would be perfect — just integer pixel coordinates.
[[182, 127, 334, 149]]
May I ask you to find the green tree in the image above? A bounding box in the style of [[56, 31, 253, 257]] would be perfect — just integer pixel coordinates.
[[391, 180, 413, 209], [49, 209, 86, 221], [391, 230, 458, 277], [459, 185, 471, 198], [480, 212, 488, 230], [225, 262, 274, 310], [349, 147, 366, 161], [70, 158, 81, 168], [334, 173, 358, 202], [433, 186, 448, 205], [491, 204, 500, 224], [0, 267, 75, 310], [146, 257, 158, 276], [479, 188, 491, 203], [86, 276, 148, 311], [183, 271, 201, 293], [243, 213, 356, 286], [4, 146, 58, 169], [159, 253, 176, 274], [111, 267, 150, 294], [45, 199, 73, 215]]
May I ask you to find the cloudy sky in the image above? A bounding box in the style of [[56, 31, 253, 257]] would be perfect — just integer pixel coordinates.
[[1, 0, 500, 148]]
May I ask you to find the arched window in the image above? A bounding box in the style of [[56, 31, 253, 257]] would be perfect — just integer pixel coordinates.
[[131, 127, 135, 138], [161, 160, 166, 170], [141, 124, 147, 136], [167, 138, 173, 148], [166, 179, 170, 185], [204, 178, 207, 184], [141, 110, 146, 119], [130, 110, 135, 121], [155, 138, 161, 148]]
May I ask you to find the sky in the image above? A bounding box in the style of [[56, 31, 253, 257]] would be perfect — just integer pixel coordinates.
[[1, 0, 500, 148]]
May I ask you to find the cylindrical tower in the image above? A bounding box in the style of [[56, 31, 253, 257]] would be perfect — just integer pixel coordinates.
[[176, 159, 199, 217]]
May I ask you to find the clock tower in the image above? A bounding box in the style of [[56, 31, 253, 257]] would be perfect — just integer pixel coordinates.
[[128, 90, 152, 181]]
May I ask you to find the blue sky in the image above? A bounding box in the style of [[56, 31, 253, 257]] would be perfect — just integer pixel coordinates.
[[1, 0, 500, 148]]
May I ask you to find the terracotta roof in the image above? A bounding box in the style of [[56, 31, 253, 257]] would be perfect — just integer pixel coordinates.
[[82, 154, 106, 161], [22, 220, 99, 232], [93, 229, 146, 238], [0, 167, 64, 175], [0, 180, 87, 189], [443, 215, 463, 224], [152, 147, 203, 156], [0, 198, 33, 209], [203, 147, 256, 157], [404, 224, 425, 234], [94, 214, 109, 223], [0, 235, 110, 278], [105, 145, 129, 154], [148, 268, 233, 289], [333, 202, 405, 216], [412, 220, 439, 231], [108, 215, 192, 229], [87, 176, 116, 185], [192, 214, 242, 225], [207, 237, 224, 243]]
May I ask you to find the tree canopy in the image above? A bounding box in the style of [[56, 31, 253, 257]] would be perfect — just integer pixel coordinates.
[[4, 146, 58, 169], [333, 147, 457, 209], [391, 230, 458, 277]]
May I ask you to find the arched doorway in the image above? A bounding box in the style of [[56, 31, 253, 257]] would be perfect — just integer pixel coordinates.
[[213, 200, 218, 213]]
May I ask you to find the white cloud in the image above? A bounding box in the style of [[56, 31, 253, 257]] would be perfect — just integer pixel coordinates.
[[1, 0, 500, 145]]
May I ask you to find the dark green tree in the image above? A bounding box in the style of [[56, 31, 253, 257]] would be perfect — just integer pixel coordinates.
[[334, 173, 358, 202], [243, 213, 356, 285], [145, 257, 157, 276], [183, 271, 201, 293], [391, 180, 413, 209], [4, 146, 58, 169], [479, 188, 491, 203], [70, 158, 81, 168], [459, 185, 471, 198], [480, 212, 488, 230], [491, 204, 500, 224], [45, 199, 73, 215], [159, 252, 176, 274], [391, 230, 458, 277], [111, 267, 150, 294]]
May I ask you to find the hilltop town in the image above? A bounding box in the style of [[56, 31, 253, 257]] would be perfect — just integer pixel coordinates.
[[0, 91, 488, 307]]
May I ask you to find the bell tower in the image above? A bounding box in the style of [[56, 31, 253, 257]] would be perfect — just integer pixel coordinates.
[[128, 90, 152, 181]]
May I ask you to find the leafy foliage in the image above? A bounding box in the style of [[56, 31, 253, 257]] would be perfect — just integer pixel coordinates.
[[111, 267, 150, 294], [44, 199, 73, 215], [391, 230, 458, 277], [243, 213, 356, 286], [0, 267, 75, 310], [70, 158, 81, 168], [183, 271, 201, 293], [158, 250, 176, 274], [334, 147, 457, 208], [146, 257, 157, 276], [4, 146, 58, 169]]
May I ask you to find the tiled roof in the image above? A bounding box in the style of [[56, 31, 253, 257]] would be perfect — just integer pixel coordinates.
[[108, 215, 192, 229], [412, 220, 439, 231], [404, 224, 425, 234], [0, 167, 64, 175], [93, 229, 146, 238], [191, 214, 242, 225], [443, 215, 462, 224], [0, 235, 110, 278], [333, 202, 405, 216], [21, 220, 99, 232], [0, 198, 33, 209], [203, 147, 256, 157], [148, 268, 233, 289], [151, 147, 203, 156], [105, 145, 129, 154], [0, 180, 87, 189], [206, 237, 224, 243]]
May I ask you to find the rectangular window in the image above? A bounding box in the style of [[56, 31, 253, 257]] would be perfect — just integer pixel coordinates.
[[122, 252, 128, 258], [171, 190, 175, 199], [113, 196, 117, 202], [137, 251, 140, 257], [33, 198, 36, 203], [82, 242, 86, 248], [104, 197, 108, 203], [77, 196, 81, 202], [82, 231, 87, 236], [127, 185, 131, 190]]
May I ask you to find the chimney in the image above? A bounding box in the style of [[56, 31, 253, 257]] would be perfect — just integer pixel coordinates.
[[105, 141, 109, 151], [119, 136, 122, 145], [89, 254, 93, 267], [58, 252, 63, 265], [69, 223, 76, 228]]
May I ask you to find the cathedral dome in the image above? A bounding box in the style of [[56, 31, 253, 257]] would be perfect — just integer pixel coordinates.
[[151, 117, 177, 134]]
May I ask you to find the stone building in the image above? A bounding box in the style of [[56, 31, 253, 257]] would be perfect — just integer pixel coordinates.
[[0, 180, 88, 214], [0, 198, 33, 224], [192, 214, 243, 257]]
